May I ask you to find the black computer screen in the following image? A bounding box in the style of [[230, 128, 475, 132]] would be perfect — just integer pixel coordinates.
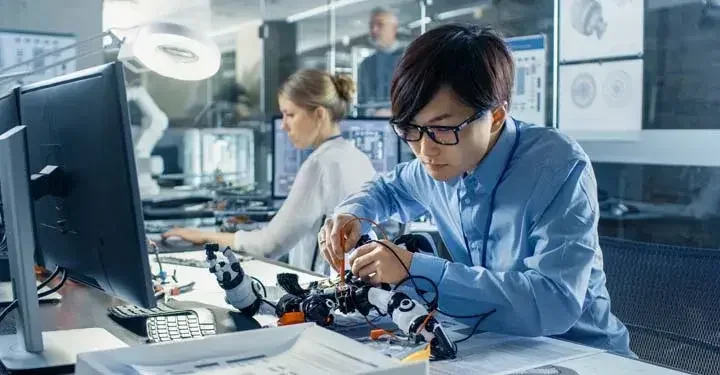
[[18, 62, 155, 308], [272, 117, 399, 198]]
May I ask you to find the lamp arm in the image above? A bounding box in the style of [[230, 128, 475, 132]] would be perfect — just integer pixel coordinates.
[[127, 86, 168, 159]]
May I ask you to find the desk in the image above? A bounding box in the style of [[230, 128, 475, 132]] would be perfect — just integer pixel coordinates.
[[0, 251, 689, 375]]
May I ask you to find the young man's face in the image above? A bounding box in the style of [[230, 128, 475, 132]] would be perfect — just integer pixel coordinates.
[[404, 87, 506, 181]]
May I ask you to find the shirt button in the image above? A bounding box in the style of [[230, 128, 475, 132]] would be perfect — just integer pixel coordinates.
[[463, 197, 471, 204]]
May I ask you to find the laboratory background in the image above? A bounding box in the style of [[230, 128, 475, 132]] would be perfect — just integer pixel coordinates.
[[0, 0, 719, 374]]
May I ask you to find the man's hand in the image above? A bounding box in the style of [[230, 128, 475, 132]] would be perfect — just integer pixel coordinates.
[[349, 240, 413, 285], [162, 228, 209, 245], [320, 214, 361, 265]]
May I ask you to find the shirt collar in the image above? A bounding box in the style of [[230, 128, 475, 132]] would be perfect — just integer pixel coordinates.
[[314, 134, 343, 152], [463, 117, 518, 192]]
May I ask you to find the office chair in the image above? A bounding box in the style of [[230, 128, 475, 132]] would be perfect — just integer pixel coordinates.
[[600, 236, 720, 375]]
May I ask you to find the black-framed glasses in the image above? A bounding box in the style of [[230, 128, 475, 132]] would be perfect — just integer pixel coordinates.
[[390, 110, 486, 145]]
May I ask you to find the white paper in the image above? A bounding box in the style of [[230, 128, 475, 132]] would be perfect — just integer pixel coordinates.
[[506, 34, 547, 126], [558, 59, 643, 137], [431, 332, 603, 375], [552, 352, 689, 375], [129, 328, 392, 375], [559, 0, 644, 62]]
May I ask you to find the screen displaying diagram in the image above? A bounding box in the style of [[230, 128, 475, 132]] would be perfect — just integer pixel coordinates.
[[0, 30, 76, 86], [273, 118, 399, 198], [558, 59, 643, 134], [506, 34, 547, 126], [559, 0, 643, 62]]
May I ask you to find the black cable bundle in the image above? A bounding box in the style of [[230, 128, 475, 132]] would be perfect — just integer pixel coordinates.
[[276, 273, 308, 298]]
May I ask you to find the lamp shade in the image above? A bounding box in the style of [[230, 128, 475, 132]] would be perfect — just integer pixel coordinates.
[[120, 22, 220, 81]]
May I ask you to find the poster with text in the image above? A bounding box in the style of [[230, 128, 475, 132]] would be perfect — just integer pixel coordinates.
[[506, 34, 547, 126], [559, 0, 643, 62], [0, 30, 76, 87], [558, 59, 643, 134]]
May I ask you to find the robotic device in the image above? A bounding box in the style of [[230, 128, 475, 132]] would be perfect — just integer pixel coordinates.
[[205, 243, 263, 317], [273, 236, 458, 361], [203, 236, 458, 361]]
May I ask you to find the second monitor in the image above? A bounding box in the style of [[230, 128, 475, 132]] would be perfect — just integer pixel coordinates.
[[273, 117, 399, 198]]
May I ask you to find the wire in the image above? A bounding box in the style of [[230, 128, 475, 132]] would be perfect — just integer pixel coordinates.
[[250, 276, 267, 298], [262, 298, 277, 309], [37, 266, 62, 290], [453, 309, 496, 344], [371, 240, 495, 319], [337, 215, 390, 278], [336, 215, 496, 344], [0, 267, 67, 324]]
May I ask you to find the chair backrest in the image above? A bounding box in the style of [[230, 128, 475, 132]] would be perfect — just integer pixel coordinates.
[[600, 236, 720, 375]]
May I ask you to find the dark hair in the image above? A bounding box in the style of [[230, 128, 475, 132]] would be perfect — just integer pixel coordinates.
[[390, 24, 514, 124]]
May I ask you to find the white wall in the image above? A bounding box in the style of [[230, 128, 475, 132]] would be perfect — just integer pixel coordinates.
[[0, 0, 103, 69]]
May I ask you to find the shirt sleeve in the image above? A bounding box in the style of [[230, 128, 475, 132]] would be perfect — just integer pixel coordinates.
[[234, 157, 326, 259], [407, 161, 599, 337], [333, 161, 428, 232]]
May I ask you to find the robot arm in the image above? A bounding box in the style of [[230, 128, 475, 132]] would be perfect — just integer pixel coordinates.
[[205, 243, 262, 317], [364, 287, 457, 361], [127, 86, 168, 160]]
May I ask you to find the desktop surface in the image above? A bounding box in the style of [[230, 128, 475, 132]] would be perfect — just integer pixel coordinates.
[[272, 117, 399, 198]]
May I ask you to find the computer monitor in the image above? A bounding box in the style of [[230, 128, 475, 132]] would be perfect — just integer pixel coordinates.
[[0, 88, 20, 282], [0, 62, 155, 370], [272, 117, 399, 198]]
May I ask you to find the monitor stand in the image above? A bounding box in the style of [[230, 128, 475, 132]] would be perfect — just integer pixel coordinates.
[[0, 126, 127, 371], [0, 328, 127, 371]]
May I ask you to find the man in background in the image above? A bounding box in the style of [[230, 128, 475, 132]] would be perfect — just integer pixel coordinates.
[[357, 7, 404, 117]]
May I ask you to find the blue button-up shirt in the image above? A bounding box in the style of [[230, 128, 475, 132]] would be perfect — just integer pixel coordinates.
[[335, 117, 633, 356]]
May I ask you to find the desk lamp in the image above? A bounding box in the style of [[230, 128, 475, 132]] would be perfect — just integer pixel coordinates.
[[0, 22, 222, 198]]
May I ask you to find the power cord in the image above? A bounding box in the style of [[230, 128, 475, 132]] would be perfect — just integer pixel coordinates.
[[250, 276, 277, 309], [368, 239, 497, 344], [0, 266, 67, 324]]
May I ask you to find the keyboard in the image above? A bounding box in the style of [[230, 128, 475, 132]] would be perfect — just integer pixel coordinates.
[[146, 310, 216, 343], [108, 302, 216, 343]]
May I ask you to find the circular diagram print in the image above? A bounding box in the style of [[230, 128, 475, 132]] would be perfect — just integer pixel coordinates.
[[571, 73, 596, 108], [603, 70, 632, 108]]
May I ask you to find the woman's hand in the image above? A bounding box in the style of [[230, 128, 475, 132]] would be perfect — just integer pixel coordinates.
[[349, 239, 413, 285], [161, 228, 210, 245]]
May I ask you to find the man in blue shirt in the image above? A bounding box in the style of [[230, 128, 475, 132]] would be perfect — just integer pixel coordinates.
[[320, 24, 633, 356]]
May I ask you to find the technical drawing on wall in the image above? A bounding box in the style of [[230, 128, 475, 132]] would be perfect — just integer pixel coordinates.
[[571, 73, 596, 109], [506, 34, 547, 126], [559, 59, 643, 137], [571, 0, 607, 39], [602, 69, 632, 108], [560, 0, 643, 62], [0, 30, 76, 88]]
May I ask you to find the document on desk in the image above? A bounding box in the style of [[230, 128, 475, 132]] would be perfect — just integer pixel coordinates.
[[128, 328, 398, 375], [431, 332, 604, 375]]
